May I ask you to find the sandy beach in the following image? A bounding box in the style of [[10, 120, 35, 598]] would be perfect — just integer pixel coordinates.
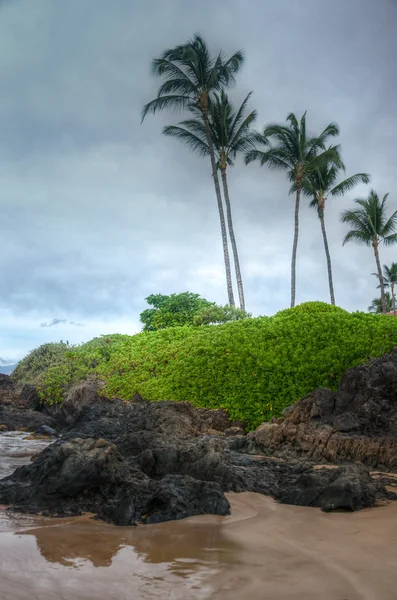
[[1, 491, 397, 600]]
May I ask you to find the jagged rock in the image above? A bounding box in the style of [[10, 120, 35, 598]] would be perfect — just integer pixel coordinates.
[[34, 425, 59, 438], [0, 375, 55, 432], [248, 349, 397, 469]]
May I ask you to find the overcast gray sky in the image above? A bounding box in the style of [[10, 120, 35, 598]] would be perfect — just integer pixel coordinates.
[[0, 0, 396, 361]]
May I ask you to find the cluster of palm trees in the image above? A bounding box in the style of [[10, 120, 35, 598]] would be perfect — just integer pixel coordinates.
[[142, 34, 397, 314], [369, 263, 397, 314]]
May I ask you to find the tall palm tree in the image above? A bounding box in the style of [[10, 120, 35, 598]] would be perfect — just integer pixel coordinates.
[[163, 91, 259, 311], [302, 158, 370, 305], [368, 292, 392, 314], [245, 112, 339, 307], [372, 263, 397, 315], [341, 190, 397, 313], [142, 34, 244, 307]]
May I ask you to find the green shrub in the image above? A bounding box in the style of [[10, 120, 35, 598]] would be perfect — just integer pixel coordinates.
[[275, 301, 348, 318], [12, 342, 71, 385], [14, 303, 397, 429]]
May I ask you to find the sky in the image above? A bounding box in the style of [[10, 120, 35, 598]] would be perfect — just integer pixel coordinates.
[[0, 0, 396, 363]]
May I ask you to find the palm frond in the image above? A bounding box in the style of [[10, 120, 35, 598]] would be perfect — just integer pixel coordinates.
[[220, 49, 244, 81], [381, 209, 397, 238], [157, 78, 196, 97], [162, 125, 210, 157], [245, 149, 269, 165], [230, 91, 253, 133], [342, 229, 372, 246], [383, 232, 397, 246], [151, 59, 196, 89], [329, 173, 371, 196], [141, 95, 191, 122]]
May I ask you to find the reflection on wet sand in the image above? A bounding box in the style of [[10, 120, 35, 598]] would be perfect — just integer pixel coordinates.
[[18, 512, 238, 569]]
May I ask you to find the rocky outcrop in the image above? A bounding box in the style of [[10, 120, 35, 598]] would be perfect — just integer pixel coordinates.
[[0, 375, 56, 432], [248, 349, 397, 470], [0, 392, 394, 524], [2, 353, 397, 526]]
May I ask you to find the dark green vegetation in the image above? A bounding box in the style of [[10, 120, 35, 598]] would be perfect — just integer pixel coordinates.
[[139, 292, 250, 331], [13, 302, 397, 428]]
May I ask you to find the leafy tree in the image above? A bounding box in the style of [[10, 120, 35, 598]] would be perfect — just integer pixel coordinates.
[[245, 112, 339, 307], [163, 91, 259, 311], [142, 34, 244, 306], [302, 156, 370, 304], [139, 292, 215, 331], [372, 263, 397, 315], [193, 304, 251, 325], [368, 292, 392, 314], [341, 190, 397, 313]]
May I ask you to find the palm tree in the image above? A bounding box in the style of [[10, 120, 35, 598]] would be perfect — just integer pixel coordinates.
[[372, 263, 397, 315], [341, 190, 397, 313], [245, 112, 339, 307], [163, 91, 259, 311], [142, 34, 244, 307], [302, 158, 370, 305], [368, 292, 392, 314]]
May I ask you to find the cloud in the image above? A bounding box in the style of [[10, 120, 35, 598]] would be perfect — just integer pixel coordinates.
[[0, 0, 396, 360], [40, 318, 84, 328], [0, 356, 13, 366]]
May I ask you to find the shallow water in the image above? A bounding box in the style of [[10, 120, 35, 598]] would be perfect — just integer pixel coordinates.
[[1, 433, 397, 599]]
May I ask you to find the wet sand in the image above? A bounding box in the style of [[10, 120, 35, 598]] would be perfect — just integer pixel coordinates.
[[1, 433, 397, 599]]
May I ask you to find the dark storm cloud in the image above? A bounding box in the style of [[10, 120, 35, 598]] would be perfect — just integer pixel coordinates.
[[0, 0, 396, 357]]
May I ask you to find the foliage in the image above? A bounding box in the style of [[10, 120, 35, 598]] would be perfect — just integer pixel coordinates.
[[274, 301, 348, 317], [193, 304, 251, 325], [341, 190, 397, 248], [14, 303, 397, 429], [368, 293, 392, 314], [302, 157, 370, 212], [12, 342, 71, 385], [372, 263, 397, 291], [139, 292, 215, 331], [341, 190, 397, 314], [245, 112, 340, 194], [163, 90, 259, 169], [141, 34, 244, 122], [372, 264, 397, 314]]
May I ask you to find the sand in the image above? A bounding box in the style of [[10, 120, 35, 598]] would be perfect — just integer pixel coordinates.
[[1, 432, 397, 599], [1, 493, 397, 599]]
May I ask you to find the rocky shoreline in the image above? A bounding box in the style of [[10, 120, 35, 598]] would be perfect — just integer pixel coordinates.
[[1, 350, 397, 525]]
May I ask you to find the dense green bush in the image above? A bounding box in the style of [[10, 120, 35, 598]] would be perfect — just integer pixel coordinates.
[[14, 303, 397, 428], [12, 341, 71, 385]]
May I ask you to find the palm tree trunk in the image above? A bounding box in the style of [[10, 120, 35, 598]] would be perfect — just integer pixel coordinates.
[[373, 239, 386, 313], [318, 204, 335, 305], [291, 187, 301, 308], [202, 112, 235, 307], [220, 167, 245, 311]]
